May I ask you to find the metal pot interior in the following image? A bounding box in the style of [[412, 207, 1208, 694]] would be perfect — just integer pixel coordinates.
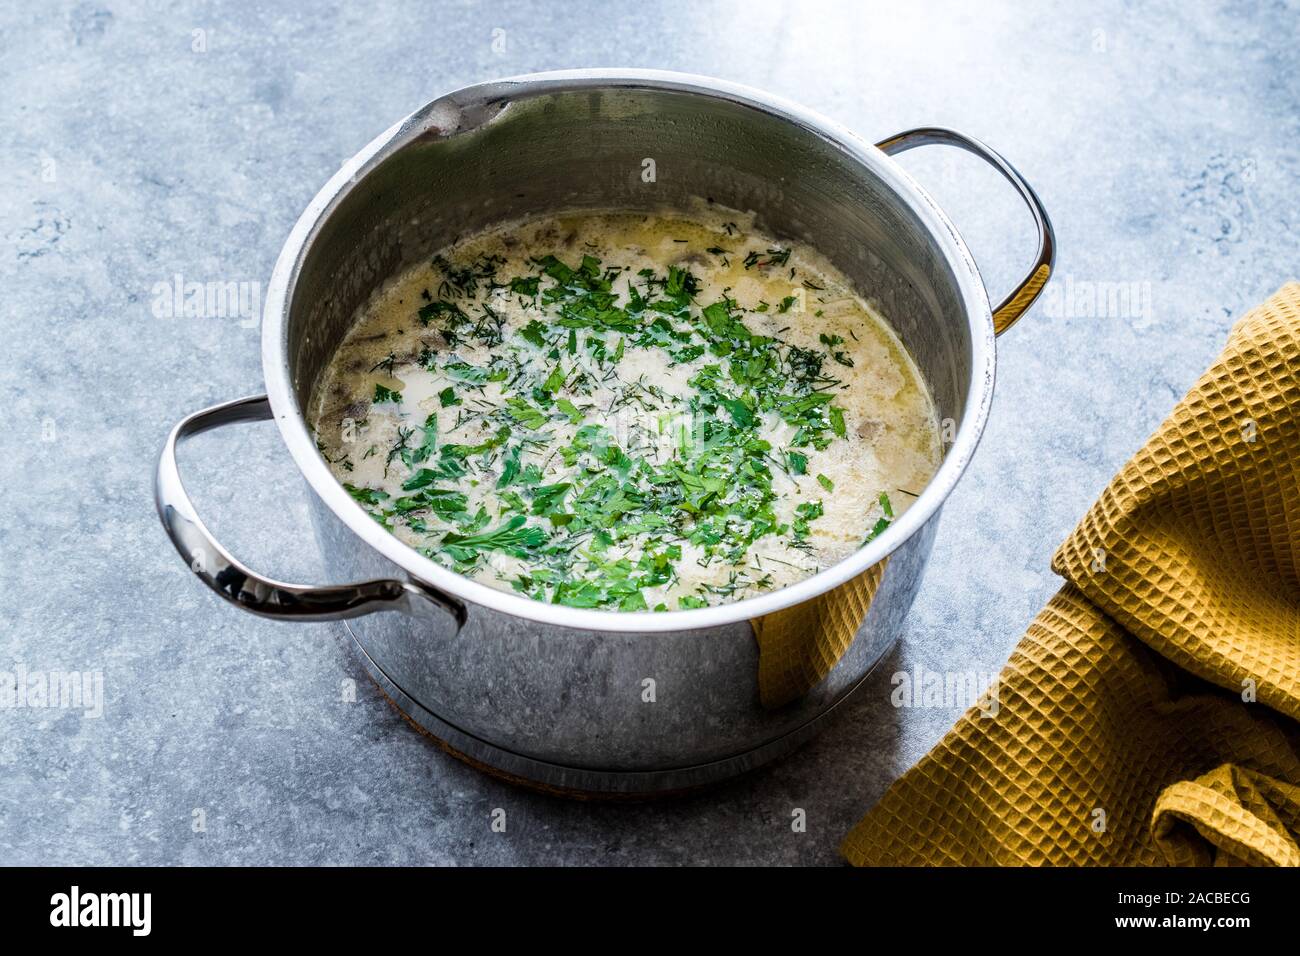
[[283, 81, 975, 445]]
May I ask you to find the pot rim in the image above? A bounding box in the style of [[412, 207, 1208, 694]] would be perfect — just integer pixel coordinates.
[[261, 68, 995, 634]]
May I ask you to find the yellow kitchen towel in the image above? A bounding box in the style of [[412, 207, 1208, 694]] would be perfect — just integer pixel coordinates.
[[842, 282, 1300, 866]]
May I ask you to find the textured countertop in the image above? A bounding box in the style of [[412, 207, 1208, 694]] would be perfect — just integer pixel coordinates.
[[2, 0, 1296, 865]]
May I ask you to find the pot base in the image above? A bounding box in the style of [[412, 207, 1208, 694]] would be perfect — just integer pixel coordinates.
[[344, 620, 877, 797]]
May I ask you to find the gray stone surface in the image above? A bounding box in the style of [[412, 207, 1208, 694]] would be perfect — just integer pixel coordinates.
[[1, 0, 1296, 865]]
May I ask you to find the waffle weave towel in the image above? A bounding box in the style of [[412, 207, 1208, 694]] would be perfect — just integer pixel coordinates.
[[842, 282, 1300, 866]]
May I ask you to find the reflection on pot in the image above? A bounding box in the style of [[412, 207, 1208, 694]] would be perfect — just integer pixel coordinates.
[[753, 558, 888, 709]]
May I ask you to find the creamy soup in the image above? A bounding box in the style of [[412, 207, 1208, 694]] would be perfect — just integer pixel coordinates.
[[310, 205, 940, 611]]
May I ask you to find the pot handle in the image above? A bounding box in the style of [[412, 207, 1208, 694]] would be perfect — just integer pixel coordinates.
[[155, 394, 467, 628], [876, 127, 1056, 336]]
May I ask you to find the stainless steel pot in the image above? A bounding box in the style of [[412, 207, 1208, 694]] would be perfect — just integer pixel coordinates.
[[156, 70, 1053, 795]]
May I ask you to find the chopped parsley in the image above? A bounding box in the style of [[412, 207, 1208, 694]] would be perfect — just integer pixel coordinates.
[[322, 226, 926, 611]]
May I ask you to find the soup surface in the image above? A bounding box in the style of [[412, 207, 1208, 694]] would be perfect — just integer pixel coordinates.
[[310, 206, 941, 611]]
